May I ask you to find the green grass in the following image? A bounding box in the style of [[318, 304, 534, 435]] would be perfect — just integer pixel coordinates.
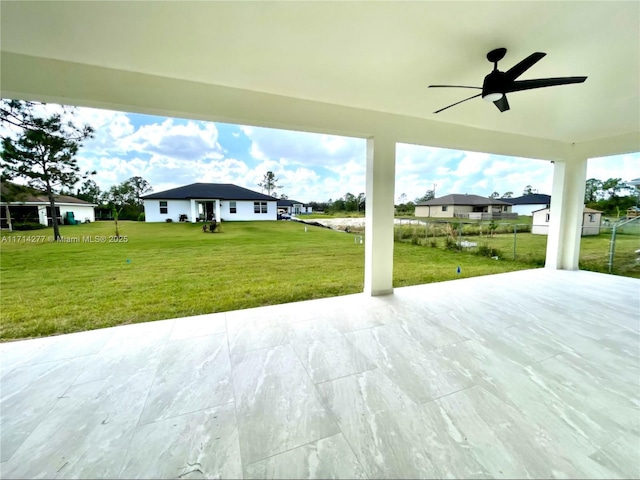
[[1, 220, 637, 340]]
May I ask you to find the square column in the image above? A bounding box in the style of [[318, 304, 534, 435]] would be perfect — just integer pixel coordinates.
[[215, 200, 221, 221], [545, 155, 588, 270], [190, 199, 197, 223], [364, 136, 396, 295]]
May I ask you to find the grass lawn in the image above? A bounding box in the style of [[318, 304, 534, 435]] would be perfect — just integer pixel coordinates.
[[2, 220, 543, 340]]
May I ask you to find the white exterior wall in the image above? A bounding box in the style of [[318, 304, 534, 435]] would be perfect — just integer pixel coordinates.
[[533, 208, 601, 236], [144, 199, 191, 222], [582, 212, 601, 236], [415, 205, 473, 218], [220, 200, 277, 221], [532, 209, 550, 235], [144, 199, 277, 222], [512, 204, 548, 216], [62, 204, 96, 223]]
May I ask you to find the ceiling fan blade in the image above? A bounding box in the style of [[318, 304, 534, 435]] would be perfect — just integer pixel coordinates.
[[504, 52, 546, 81], [506, 77, 587, 93], [428, 85, 482, 90], [433, 93, 482, 114], [494, 96, 510, 112]]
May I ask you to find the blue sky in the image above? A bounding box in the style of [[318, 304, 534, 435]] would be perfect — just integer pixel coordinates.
[[18, 105, 640, 203]]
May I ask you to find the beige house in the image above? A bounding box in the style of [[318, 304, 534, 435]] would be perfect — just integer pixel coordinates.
[[415, 194, 515, 219], [532, 206, 602, 236]]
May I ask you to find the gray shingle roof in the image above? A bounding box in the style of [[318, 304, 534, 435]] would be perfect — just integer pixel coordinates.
[[416, 194, 512, 206], [277, 199, 305, 207], [506, 194, 551, 205], [142, 183, 277, 201]]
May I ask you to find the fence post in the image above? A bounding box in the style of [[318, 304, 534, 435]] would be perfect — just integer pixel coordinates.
[[608, 225, 617, 274], [513, 224, 517, 260]]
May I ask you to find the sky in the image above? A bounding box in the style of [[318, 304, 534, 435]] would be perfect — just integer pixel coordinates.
[[5, 104, 640, 203]]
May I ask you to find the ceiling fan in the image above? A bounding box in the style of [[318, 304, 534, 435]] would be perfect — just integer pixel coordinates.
[[429, 48, 587, 113]]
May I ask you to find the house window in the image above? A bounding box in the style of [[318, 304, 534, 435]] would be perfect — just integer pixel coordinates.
[[503, 206, 508, 212], [545, 213, 550, 222], [442, 206, 448, 212], [159, 201, 168, 214], [254, 202, 268, 214], [589, 213, 595, 222], [230, 201, 237, 214]]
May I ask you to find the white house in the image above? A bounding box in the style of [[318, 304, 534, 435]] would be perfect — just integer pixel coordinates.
[[142, 183, 278, 222], [277, 199, 312, 215], [532, 206, 603, 236], [415, 194, 515, 219], [506, 194, 551, 216], [0, 183, 96, 228]]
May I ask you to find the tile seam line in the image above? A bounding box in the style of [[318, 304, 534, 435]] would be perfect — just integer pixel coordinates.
[[136, 399, 236, 428], [224, 311, 247, 477]]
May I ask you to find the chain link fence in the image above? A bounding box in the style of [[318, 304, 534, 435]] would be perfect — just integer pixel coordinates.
[[393, 217, 640, 278]]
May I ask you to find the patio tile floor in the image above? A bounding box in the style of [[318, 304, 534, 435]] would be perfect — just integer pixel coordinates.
[[1, 269, 638, 479]]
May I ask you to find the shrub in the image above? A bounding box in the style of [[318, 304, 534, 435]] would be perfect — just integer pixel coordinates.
[[165, 218, 173, 223], [137, 212, 145, 222], [429, 239, 438, 248], [444, 237, 462, 251], [475, 243, 502, 258], [13, 222, 47, 231]]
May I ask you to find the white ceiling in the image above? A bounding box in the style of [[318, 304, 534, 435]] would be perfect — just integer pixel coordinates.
[[1, 1, 639, 153]]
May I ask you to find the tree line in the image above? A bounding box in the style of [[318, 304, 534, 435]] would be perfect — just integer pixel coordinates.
[[584, 177, 638, 215]]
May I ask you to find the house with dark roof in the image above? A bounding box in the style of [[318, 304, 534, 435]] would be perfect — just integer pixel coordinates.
[[414, 194, 515, 219], [276, 199, 312, 215], [506, 193, 551, 216], [141, 183, 278, 222], [1, 182, 96, 228]]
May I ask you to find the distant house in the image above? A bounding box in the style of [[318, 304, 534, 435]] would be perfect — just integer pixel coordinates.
[[532, 206, 602, 236], [142, 183, 278, 222], [0, 182, 96, 228], [414, 194, 515, 219], [506, 193, 551, 216], [277, 199, 312, 215]]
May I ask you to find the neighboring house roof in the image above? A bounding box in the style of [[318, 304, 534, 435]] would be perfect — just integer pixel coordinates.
[[277, 199, 306, 207], [416, 194, 512, 206], [506, 194, 551, 205], [142, 183, 277, 201], [0, 182, 96, 206]]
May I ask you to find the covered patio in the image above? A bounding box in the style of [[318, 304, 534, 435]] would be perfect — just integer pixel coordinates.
[[1, 270, 638, 478], [1, 1, 639, 478]]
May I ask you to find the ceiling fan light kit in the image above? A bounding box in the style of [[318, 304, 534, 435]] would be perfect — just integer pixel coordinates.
[[429, 48, 587, 113]]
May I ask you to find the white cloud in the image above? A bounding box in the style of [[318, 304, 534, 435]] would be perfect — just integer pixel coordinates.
[[588, 154, 639, 182]]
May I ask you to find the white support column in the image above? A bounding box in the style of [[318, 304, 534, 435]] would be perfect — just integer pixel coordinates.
[[364, 136, 396, 296], [190, 199, 197, 223], [545, 155, 588, 270], [215, 200, 221, 221]]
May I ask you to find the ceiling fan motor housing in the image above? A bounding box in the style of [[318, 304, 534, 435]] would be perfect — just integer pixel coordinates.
[[482, 70, 506, 99]]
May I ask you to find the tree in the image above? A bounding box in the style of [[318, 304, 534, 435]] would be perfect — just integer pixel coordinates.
[[356, 192, 365, 213], [0, 100, 94, 240], [523, 185, 534, 195], [415, 189, 435, 204], [398, 193, 407, 205], [280, 193, 288, 200], [257, 171, 281, 196], [584, 178, 603, 203], [502, 191, 513, 198], [489, 191, 500, 199], [602, 177, 626, 199], [77, 179, 102, 204], [124, 176, 152, 207]]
